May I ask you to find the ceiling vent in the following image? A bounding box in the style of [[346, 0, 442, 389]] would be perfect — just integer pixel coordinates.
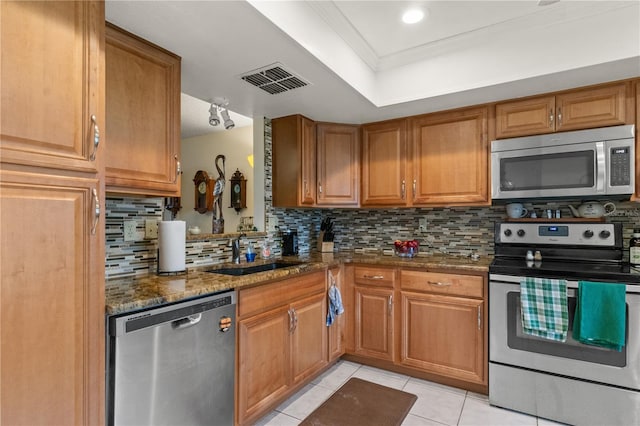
[[239, 63, 310, 95]]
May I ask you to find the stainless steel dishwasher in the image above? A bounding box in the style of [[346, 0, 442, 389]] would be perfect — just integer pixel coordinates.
[[107, 290, 236, 426]]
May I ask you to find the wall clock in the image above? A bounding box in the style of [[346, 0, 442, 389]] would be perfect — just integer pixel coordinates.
[[229, 169, 247, 212], [193, 170, 213, 214]]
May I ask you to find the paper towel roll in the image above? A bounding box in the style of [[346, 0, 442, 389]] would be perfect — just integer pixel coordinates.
[[158, 220, 186, 274]]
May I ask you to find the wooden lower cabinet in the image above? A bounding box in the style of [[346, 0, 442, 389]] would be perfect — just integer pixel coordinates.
[[328, 266, 345, 361], [346, 265, 488, 392], [354, 285, 395, 362], [400, 292, 484, 384], [236, 271, 328, 425]]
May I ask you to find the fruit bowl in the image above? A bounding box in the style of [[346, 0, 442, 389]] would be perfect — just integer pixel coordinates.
[[393, 239, 419, 258]]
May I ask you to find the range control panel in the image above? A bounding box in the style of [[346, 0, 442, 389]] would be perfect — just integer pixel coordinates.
[[496, 222, 618, 247]]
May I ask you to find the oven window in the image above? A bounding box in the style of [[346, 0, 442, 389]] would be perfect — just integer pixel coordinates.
[[507, 292, 627, 367], [500, 150, 594, 191]]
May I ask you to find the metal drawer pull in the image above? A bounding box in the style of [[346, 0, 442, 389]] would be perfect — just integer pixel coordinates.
[[557, 107, 562, 126], [401, 180, 406, 200], [477, 306, 482, 330], [172, 314, 202, 330], [288, 308, 294, 332], [363, 275, 385, 280], [549, 109, 554, 128], [318, 182, 323, 193], [427, 281, 451, 287], [173, 155, 182, 183], [89, 115, 100, 161], [292, 308, 298, 332], [412, 179, 416, 198], [388, 295, 393, 315], [91, 188, 100, 235]]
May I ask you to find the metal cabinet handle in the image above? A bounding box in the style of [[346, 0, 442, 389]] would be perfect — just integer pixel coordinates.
[[172, 314, 202, 330], [89, 115, 100, 161], [388, 295, 393, 315], [318, 182, 323, 194], [401, 180, 406, 200], [91, 188, 100, 235], [549, 109, 554, 129], [293, 308, 298, 332], [303, 179, 308, 196], [412, 179, 416, 199], [363, 275, 384, 280], [427, 281, 451, 287], [557, 107, 562, 127], [477, 305, 482, 330], [288, 308, 294, 332], [173, 155, 182, 183]]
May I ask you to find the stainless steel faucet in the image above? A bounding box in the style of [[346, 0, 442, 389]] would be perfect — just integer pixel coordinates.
[[231, 234, 246, 264]]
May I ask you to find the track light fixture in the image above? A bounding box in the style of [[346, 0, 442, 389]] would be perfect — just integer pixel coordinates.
[[208, 98, 235, 130], [209, 104, 220, 126]]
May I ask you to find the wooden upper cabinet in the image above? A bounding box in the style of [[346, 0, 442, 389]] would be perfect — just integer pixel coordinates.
[[0, 1, 103, 173], [316, 123, 360, 206], [410, 106, 489, 206], [496, 82, 630, 139], [105, 23, 182, 196], [272, 114, 316, 207], [361, 119, 408, 206]]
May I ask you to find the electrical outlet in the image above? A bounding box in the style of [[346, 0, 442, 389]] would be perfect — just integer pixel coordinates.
[[419, 218, 428, 232], [123, 221, 137, 242], [267, 215, 279, 233], [145, 219, 158, 239]]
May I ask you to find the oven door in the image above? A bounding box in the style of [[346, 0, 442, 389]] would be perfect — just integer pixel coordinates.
[[489, 277, 640, 391]]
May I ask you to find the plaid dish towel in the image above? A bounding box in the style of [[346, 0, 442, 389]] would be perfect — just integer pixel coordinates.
[[520, 277, 568, 342]]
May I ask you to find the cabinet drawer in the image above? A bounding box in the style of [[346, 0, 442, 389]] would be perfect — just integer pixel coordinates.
[[354, 266, 396, 288], [238, 271, 325, 318], [400, 270, 483, 298]]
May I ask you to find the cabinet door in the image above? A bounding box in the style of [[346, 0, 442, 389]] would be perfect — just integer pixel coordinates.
[[354, 286, 394, 361], [291, 293, 328, 384], [271, 115, 316, 207], [400, 292, 484, 385], [1, 1, 103, 173], [411, 107, 489, 206], [105, 23, 181, 196], [1, 171, 105, 426], [237, 306, 291, 424], [361, 119, 409, 206], [328, 267, 345, 361], [316, 123, 360, 206], [556, 83, 628, 132], [495, 96, 555, 139]]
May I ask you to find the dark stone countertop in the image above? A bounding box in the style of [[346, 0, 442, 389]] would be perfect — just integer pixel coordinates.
[[105, 251, 491, 315]]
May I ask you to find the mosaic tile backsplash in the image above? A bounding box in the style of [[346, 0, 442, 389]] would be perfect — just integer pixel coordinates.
[[105, 119, 640, 278]]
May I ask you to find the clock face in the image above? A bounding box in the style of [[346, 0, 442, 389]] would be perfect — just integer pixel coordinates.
[[233, 183, 241, 194], [198, 181, 207, 194]]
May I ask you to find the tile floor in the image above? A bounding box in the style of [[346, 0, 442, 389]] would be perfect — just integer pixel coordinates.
[[254, 360, 564, 426]]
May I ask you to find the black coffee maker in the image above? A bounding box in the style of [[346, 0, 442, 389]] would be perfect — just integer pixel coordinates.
[[281, 230, 298, 256]]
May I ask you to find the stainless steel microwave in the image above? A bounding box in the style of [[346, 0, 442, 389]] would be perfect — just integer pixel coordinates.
[[491, 125, 635, 200]]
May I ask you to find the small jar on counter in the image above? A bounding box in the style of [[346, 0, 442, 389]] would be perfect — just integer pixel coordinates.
[[630, 228, 640, 266]]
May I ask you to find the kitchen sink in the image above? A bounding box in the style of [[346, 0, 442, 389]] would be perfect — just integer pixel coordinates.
[[205, 262, 303, 276]]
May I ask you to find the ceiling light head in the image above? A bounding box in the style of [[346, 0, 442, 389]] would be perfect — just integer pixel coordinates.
[[209, 104, 220, 126], [402, 8, 425, 24], [220, 108, 235, 130]]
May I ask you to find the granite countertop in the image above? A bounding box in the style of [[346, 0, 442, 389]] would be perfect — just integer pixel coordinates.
[[105, 251, 491, 315]]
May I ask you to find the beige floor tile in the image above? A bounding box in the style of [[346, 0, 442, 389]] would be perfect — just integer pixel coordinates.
[[458, 397, 537, 426], [310, 360, 360, 390], [351, 365, 410, 390], [253, 410, 300, 426], [275, 383, 334, 421], [406, 376, 468, 396], [402, 413, 449, 425], [404, 380, 466, 425]]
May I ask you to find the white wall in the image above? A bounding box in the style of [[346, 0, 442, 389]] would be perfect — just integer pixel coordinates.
[[178, 125, 255, 234]]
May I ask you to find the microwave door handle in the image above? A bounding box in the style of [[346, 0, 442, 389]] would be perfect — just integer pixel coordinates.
[[595, 142, 606, 192]]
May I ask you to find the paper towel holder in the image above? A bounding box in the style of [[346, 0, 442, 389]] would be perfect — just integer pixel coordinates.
[[156, 249, 187, 276]]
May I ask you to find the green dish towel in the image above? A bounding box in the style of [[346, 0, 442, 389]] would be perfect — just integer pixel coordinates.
[[520, 277, 568, 342], [574, 281, 626, 351]]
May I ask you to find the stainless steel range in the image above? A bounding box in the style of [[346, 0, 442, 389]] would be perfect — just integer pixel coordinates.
[[489, 221, 640, 425]]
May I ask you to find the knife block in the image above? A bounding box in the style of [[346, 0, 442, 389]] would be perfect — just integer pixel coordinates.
[[317, 231, 334, 252]]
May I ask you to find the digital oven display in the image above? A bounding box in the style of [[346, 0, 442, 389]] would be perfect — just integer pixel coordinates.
[[538, 225, 569, 237]]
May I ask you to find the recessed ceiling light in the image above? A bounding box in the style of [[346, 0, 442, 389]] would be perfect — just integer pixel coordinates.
[[402, 9, 425, 24]]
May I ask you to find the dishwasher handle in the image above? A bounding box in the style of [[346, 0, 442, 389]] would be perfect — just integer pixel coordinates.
[[172, 314, 202, 330]]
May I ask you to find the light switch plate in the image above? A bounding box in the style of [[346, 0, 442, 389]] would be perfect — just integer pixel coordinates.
[[419, 218, 428, 232], [145, 219, 158, 239], [123, 221, 137, 242]]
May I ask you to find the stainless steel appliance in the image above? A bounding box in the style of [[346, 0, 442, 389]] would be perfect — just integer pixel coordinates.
[[107, 291, 236, 426], [491, 125, 635, 200], [489, 221, 640, 425], [282, 230, 298, 256]]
